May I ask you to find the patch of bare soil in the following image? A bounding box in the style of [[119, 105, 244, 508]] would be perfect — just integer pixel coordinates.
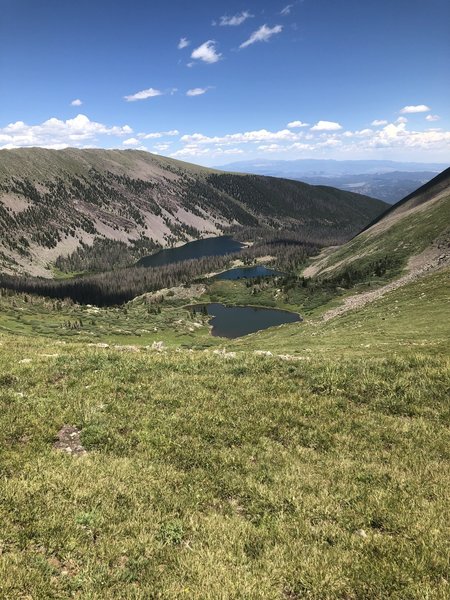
[[54, 425, 86, 456], [140, 283, 206, 303], [320, 242, 450, 323], [302, 246, 341, 278]]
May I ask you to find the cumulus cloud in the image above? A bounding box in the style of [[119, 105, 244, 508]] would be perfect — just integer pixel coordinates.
[[153, 142, 172, 152], [287, 120, 309, 128], [70, 99, 83, 106], [371, 119, 388, 126], [400, 104, 430, 114], [124, 88, 163, 102], [186, 87, 208, 97], [240, 24, 283, 49], [178, 37, 190, 49], [218, 11, 253, 26], [347, 121, 450, 154], [396, 116, 408, 124], [310, 120, 342, 131], [426, 114, 440, 122], [180, 128, 297, 145], [191, 40, 222, 64], [343, 128, 373, 138], [122, 137, 140, 146], [170, 117, 450, 163], [170, 145, 244, 159], [258, 143, 287, 152], [0, 114, 133, 149], [138, 130, 179, 140]]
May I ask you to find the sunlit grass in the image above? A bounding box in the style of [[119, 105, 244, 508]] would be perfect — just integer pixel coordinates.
[[0, 267, 448, 598]]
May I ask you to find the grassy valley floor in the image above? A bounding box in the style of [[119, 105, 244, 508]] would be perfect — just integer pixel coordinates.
[[0, 267, 449, 598]]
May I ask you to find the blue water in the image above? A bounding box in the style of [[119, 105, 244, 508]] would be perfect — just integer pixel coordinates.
[[215, 265, 283, 280], [137, 235, 244, 268], [188, 303, 301, 338]]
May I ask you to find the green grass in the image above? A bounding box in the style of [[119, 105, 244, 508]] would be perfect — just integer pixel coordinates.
[[50, 266, 87, 280], [0, 265, 449, 598], [233, 269, 450, 357], [0, 335, 449, 598], [311, 191, 450, 276]]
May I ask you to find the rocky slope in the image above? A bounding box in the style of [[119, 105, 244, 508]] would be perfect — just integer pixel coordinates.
[[0, 148, 386, 276], [303, 168, 450, 313]]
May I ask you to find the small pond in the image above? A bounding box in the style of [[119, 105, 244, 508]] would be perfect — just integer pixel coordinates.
[[188, 303, 301, 338], [215, 265, 283, 280], [137, 235, 244, 268]]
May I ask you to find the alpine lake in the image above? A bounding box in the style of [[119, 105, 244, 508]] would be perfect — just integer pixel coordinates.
[[139, 236, 300, 338]]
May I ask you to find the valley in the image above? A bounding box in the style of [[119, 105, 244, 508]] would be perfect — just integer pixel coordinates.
[[0, 154, 449, 599], [2, 0, 449, 596]]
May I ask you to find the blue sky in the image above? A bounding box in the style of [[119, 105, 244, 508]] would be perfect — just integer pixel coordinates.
[[1, 0, 449, 164]]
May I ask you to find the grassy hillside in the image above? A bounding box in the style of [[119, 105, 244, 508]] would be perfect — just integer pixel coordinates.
[[0, 169, 448, 598], [304, 168, 450, 279], [0, 148, 386, 276], [0, 266, 449, 599]]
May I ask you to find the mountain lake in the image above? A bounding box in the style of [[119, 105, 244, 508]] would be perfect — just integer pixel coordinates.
[[188, 303, 301, 338], [137, 235, 245, 268]]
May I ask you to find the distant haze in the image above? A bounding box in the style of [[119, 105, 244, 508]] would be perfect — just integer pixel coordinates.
[[215, 159, 449, 203]]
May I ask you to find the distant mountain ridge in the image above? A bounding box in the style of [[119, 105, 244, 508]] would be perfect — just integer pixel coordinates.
[[216, 159, 449, 203], [304, 167, 450, 279], [216, 159, 448, 176], [0, 148, 386, 277]]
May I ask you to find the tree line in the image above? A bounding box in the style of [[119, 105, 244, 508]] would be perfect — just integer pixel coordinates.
[[0, 234, 321, 306]]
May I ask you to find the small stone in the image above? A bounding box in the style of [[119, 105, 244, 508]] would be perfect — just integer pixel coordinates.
[[54, 425, 86, 456], [355, 529, 368, 538], [151, 341, 166, 351]]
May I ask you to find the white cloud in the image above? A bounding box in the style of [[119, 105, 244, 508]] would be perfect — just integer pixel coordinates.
[[426, 114, 440, 122], [180, 128, 298, 145], [124, 88, 163, 102], [170, 145, 244, 159], [341, 128, 372, 138], [218, 11, 253, 26], [70, 99, 83, 106], [258, 143, 286, 152], [122, 137, 140, 146], [178, 37, 190, 49], [400, 104, 430, 114], [240, 24, 283, 49], [186, 87, 208, 97], [170, 145, 212, 158], [348, 121, 450, 155], [153, 142, 172, 152], [138, 129, 179, 140], [0, 114, 133, 149], [191, 41, 222, 64], [371, 119, 388, 126], [289, 142, 314, 151], [396, 116, 408, 124], [280, 5, 293, 16], [310, 120, 342, 131], [174, 119, 450, 162], [287, 120, 309, 128]]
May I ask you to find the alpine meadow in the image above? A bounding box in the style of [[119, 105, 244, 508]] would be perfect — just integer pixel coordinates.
[[0, 0, 449, 598]]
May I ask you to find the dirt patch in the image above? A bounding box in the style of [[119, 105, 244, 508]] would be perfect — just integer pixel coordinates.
[[320, 242, 450, 323], [54, 425, 86, 456], [140, 283, 206, 303], [302, 246, 341, 278]]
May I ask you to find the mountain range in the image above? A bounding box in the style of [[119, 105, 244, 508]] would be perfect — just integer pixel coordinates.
[[0, 148, 386, 277], [304, 167, 450, 282], [216, 159, 449, 203]]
